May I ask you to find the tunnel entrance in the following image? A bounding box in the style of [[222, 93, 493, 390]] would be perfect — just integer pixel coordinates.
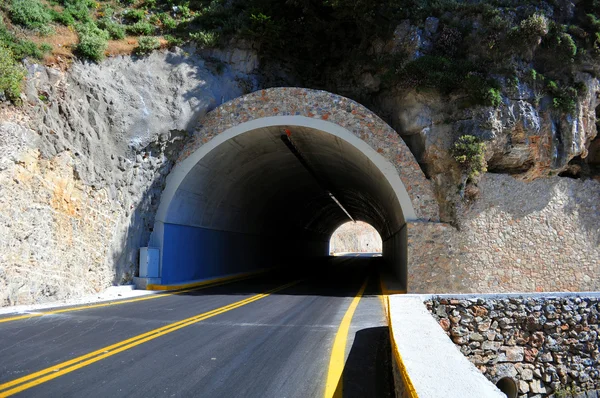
[[330, 222, 382, 255], [147, 88, 439, 290]]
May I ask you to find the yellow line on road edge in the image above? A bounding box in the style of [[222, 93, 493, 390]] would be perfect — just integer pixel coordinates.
[[379, 274, 418, 398], [323, 276, 369, 398], [0, 280, 300, 397], [0, 270, 265, 324]]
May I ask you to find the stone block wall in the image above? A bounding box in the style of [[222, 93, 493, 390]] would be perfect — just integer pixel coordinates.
[[427, 295, 600, 397], [408, 173, 600, 294]]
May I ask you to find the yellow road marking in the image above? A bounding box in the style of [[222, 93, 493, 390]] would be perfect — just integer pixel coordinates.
[[0, 272, 262, 324], [378, 273, 389, 318], [379, 273, 418, 398], [323, 276, 369, 398], [0, 280, 300, 397]]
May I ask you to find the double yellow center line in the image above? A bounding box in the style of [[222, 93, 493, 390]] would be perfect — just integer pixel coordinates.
[[0, 274, 259, 324], [324, 276, 369, 398], [0, 280, 300, 397]]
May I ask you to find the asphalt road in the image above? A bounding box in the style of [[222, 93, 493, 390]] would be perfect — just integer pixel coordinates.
[[0, 255, 394, 398]]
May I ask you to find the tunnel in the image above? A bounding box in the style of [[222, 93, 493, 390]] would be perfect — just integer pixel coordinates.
[[146, 88, 438, 291]]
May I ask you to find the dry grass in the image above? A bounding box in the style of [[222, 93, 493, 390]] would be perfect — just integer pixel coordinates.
[[107, 37, 169, 56], [106, 36, 139, 56], [28, 25, 78, 68]]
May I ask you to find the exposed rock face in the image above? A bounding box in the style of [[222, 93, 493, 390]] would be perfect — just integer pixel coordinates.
[[0, 47, 255, 305], [0, 34, 598, 306], [427, 296, 600, 397], [376, 73, 599, 223]]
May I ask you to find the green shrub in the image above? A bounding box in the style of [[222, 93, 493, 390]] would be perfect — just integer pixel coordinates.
[[189, 30, 219, 47], [548, 82, 578, 114], [0, 20, 48, 60], [519, 13, 549, 40], [149, 14, 160, 25], [10, 0, 52, 29], [557, 32, 577, 57], [126, 21, 154, 35], [39, 43, 52, 53], [97, 17, 126, 39], [585, 13, 600, 32], [75, 22, 109, 61], [50, 9, 75, 26], [135, 36, 160, 54], [142, 0, 157, 9], [0, 45, 25, 102], [122, 9, 145, 23], [62, 0, 93, 23], [451, 135, 487, 182], [483, 87, 502, 107], [529, 68, 538, 81], [98, 5, 114, 18], [163, 34, 182, 47], [176, 5, 191, 19], [159, 13, 177, 30]]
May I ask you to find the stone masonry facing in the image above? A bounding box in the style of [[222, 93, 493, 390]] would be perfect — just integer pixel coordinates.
[[427, 295, 600, 397]]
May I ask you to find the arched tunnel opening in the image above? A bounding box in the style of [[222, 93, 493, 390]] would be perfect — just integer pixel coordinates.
[[329, 221, 383, 255], [148, 116, 414, 290]]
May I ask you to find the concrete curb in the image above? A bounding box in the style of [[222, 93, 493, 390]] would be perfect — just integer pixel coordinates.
[[386, 294, 505, 398], [380, 275, 504, 398]]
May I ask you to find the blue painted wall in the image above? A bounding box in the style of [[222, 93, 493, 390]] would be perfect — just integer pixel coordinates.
[[161, 223, 328, 284]]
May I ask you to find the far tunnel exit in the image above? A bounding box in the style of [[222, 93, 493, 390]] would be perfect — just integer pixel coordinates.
[[329, 221, 383, 256]]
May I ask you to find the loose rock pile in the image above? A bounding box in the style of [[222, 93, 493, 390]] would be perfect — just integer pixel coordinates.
[[427, 296, 600, 397]]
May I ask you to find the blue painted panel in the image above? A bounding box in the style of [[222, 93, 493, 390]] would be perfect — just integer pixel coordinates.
[[161, 224, 329, 284]]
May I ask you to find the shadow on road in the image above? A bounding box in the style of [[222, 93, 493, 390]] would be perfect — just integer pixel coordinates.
[[172, 256, 391, 299], [333, 326, 395, 398]]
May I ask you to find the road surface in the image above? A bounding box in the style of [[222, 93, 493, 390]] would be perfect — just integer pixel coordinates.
[[0, 255, 393, 398]]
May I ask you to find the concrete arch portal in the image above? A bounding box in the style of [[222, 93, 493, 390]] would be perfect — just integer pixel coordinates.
[[148, 88, 438, 289]]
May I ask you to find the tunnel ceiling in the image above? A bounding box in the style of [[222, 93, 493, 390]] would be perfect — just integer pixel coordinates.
[[166, 125, 405, 241]]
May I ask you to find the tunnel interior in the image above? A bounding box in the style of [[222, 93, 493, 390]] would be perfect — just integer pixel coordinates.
[[157, 124, 408, 287]]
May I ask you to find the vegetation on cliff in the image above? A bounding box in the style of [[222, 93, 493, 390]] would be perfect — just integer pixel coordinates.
[[0, 0, 599, 112]]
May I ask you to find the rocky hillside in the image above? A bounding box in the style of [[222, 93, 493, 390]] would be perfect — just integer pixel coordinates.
[[1, 0, 599, 224], [0, 1, 599, 305]]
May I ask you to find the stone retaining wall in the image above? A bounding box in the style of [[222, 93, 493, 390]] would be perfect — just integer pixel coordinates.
[[408, 173, 600, 294], [427, 295, 600, 397]]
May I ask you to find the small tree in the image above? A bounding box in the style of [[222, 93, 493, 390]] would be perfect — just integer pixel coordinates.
[[0, 45, 25, 102], [451, 135, 487, 188], [135, 36, 160, 55]]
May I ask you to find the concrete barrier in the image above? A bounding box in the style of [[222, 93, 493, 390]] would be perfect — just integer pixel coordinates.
[[385, 294, 505, 398]]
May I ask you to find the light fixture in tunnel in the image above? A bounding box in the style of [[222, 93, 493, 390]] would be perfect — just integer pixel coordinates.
[[280, 129, 355, 223]]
